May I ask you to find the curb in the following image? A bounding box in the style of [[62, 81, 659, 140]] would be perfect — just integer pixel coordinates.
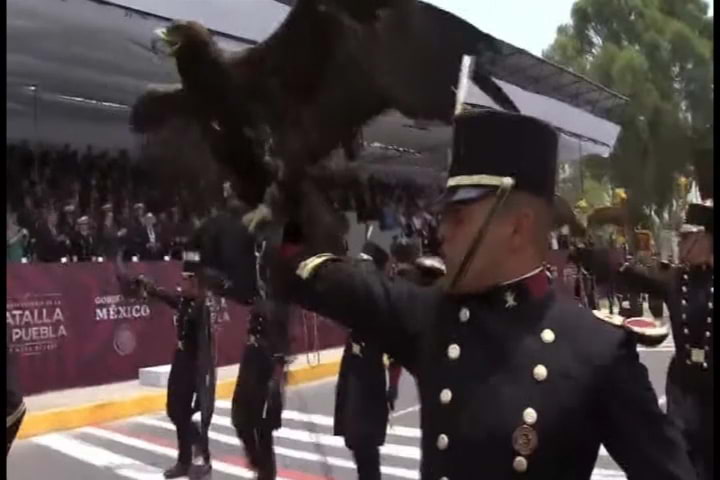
[[18, 359, 341, 440]]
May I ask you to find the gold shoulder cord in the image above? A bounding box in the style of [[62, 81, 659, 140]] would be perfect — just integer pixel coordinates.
[[296, 254, 341, 280]]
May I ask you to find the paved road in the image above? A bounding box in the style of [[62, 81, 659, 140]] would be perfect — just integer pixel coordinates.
[[9, 336, 674, 480]]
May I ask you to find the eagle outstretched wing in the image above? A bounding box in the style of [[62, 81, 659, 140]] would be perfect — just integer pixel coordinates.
[[130, 85, 191, 133]]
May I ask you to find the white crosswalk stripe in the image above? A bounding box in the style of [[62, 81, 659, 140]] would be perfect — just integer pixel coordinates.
[[25, 401, 627, 480], [34, 433, 163, 479]]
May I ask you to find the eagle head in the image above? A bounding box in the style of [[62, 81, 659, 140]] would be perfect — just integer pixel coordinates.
[[152, 20, 214, 58]]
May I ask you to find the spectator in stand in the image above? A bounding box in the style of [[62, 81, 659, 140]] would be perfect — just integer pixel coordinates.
[[168, 207, 194, 261], [70, 216, 97, 262], [7, 209, 29, 262], [130, 212, 164, 260], [97, 203, 127, 259], [33, 207, 69, 262]]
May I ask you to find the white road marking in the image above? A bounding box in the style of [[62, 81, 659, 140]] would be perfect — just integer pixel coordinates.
[[132, 416, 420, 479], [392, 405, 421, 418], [33, 433, 162, 479], [80, 426, 295, 480], [215, 413, 421, 460], [278, 408, 421, 438]]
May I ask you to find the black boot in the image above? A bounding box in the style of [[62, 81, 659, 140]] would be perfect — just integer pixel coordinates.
[[193, 462, 212, 478], [164, 462, 191, 479]]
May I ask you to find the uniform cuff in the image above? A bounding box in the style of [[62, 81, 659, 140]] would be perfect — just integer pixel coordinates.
[[296, 254, 341, 279]]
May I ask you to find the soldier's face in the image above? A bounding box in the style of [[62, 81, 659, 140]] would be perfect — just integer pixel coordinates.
[[438, 197, 513, 292]]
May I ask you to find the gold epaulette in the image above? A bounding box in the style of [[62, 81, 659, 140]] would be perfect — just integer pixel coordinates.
[[296, 254, 341, 280]]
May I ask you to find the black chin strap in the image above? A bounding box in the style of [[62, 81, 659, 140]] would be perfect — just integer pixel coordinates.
[[449, 178, 515, 291]]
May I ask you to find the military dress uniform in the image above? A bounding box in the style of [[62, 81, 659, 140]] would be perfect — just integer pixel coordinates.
[[615, 203, 714, 480], [334, 242, 402, 480], [142, 253, 217, 479], [283, 110, 694, 479], [7, 346, 26, 456], [231, 298, 289, 480]]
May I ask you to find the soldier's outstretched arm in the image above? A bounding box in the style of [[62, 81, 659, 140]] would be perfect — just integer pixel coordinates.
[[143, 281, 182, 311], [597, 336, 696, 479], [287, 254, 428, 370]]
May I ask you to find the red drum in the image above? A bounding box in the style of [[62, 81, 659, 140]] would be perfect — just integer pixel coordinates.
[[623, 317, 670, 347]]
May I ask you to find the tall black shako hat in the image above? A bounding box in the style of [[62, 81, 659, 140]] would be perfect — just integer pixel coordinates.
[[442, 109, 559, 205], [682, 203, 713, 234]]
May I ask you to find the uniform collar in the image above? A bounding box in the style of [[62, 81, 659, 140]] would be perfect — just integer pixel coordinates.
[[476, 267, 551, 310]]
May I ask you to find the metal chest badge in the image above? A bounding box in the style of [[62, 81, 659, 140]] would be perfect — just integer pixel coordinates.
[[512, 425, 539, 455], [505, 291, 518, 309]]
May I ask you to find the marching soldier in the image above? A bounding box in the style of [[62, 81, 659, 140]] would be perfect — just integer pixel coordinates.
[[7, 346, 26, 456], [275, 110, 694, 479], [334, 241, 402, 480], [609, 201, 714, 480], [230, 224, 291, 480], [123, 251, 217, 479]]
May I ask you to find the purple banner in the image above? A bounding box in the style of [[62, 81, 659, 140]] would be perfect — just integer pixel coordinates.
[[7, 262, 346, 396]]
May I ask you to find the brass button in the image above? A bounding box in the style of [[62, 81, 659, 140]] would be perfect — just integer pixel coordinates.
[[681, 299, 687, 306], [682, 286, 688, 293], [439, 388, 453, 404], [540, 329, 555, 344], [436, 434, 449, 450], [709, 302, 713, 309], [458, 307, 470, 323], [522, 407, 538, 425], [706, 331, 711, 338], [447, 344, 461, 360], [513, 456, 528, 473], [533, 365, 548, 382], [683, 327, 690, 335]]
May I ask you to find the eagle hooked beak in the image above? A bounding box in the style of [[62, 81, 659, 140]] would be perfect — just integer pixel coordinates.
[[151, 27, 179, 57]]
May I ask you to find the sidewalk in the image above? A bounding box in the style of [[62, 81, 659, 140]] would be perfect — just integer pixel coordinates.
[[18, 346, 344, 440]]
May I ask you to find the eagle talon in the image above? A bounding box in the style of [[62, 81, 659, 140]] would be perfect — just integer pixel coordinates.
[[242, 204, 274, 233]]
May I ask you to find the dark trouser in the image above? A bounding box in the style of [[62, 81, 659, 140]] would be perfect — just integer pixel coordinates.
[[232, 345, 281, 479], [7, 407, 26, 456], [237, 427, 277, 480], [350, 444, 381, 480], [666, 381, 713, 480], [167, 348, 202, 465]]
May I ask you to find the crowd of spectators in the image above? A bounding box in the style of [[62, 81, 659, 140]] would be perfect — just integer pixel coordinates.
[[6, 142, 222, 263], [7, 142, 443, 263]]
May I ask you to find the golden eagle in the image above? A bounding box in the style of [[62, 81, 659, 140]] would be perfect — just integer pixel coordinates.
[[131, 0, 519, 228]]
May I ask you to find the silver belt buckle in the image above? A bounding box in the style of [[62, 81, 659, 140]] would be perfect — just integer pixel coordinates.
[[690, 348, 706, 364]]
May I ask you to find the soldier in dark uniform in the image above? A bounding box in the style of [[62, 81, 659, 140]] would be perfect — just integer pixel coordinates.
[[334, 241, 402, 480], [274, 110, 693, 479], [230, 225, 290, 480], [609, 202, 714, 480], [126, 251, 217, 479], [7, 346, 26, 456]]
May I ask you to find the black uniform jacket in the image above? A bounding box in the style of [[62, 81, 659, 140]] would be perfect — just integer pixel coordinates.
[[618, 265, 713, 394], [289, 259, 694, 480], [7, 346, 26, 427], [233, 299, 289, 432], [334, 329, 389, 448], [152, 290, 217, 443]]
